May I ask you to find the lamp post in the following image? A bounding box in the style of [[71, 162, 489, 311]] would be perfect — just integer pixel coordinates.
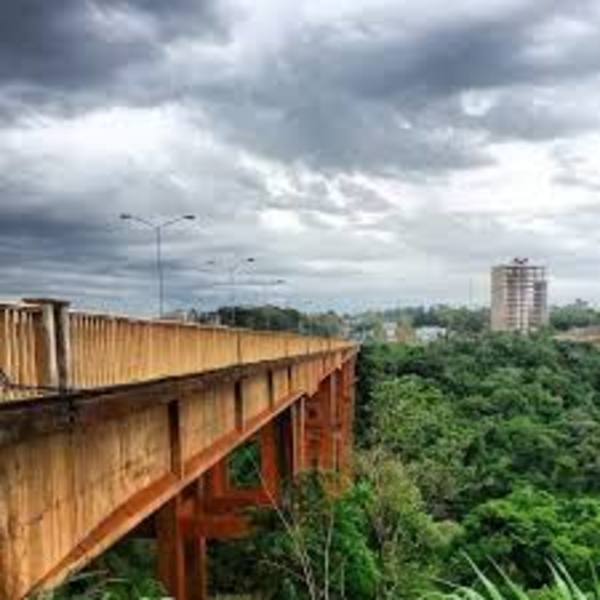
[[263, 279, 286, 330], [205, 257, 256, 326], [120, 214, 195, 318], [300, 299, 317, 336]]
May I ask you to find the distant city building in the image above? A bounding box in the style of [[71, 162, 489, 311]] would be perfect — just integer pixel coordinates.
[[415, 326, 447, 344], [396, 322, 416, 344], [491, 258, 549, 333], [382, 321, 397, 342]]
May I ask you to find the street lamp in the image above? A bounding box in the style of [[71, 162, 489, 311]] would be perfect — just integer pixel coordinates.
[[120, 214, 196, 317], [205, 257, 256, 326], [262, 278, 286, 330], [299, 299, 317, 336]]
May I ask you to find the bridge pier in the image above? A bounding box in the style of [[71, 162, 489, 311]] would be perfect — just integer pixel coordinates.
[[305, 370, 343, 471], [159, 415, 290, 599], [156, 485, 209, 600], [156, 495, 188, 600], [156, 370, 355, 600]]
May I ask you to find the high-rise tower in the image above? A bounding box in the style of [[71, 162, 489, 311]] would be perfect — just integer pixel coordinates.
[[491, 258, 548, 333]]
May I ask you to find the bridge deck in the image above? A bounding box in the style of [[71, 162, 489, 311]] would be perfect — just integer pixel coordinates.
[[0, 299, 349, 403]]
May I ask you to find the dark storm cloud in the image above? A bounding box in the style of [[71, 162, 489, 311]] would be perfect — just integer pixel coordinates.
[[290, 0, 600, 101], [205, 90, 492, 174], [0, 0, 227, 89], [186, 0, 600, 174], [3, 0, 600, 169], [0, 201, 129, 277], [472, 99, 598, 142], [356, 2, 599, 97], [2, 0, 600, 310]]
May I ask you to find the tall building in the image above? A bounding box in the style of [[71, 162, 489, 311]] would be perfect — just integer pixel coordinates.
[[491, 258, 549, 333]]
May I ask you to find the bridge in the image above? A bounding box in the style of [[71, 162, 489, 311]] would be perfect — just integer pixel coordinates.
[[0, 298, 358, 600]]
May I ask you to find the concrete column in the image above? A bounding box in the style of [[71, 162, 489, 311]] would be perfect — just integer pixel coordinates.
[[157, 490, 209, 600], [36, 303, 59, 388], [291, 397, 306, 476], [259, 420, 279, 498], [185, 536, 208, 600], [187, 481, 209, 600], [23, 298, 71, 390], [208, 459, 229, 497], [304, 374, 338, 472], [156, 495, 187, 600]]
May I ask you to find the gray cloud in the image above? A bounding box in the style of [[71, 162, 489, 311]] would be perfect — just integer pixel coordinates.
[[0, 1, 227, 87], [181, 0, 600, 174], [2, 0, 600, 312]]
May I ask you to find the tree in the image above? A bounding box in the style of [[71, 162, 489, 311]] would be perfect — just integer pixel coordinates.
[[451, 487, 600, 589], [246, 473, 380, 600], [356, 451, 456, 599], [550, 302, 600, 331], [358, 334, 600, 592]]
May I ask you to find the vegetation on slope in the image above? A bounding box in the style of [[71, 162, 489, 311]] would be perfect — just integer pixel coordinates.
[[359, 334, 600, 592], [242, 333, 600, 598], [33, 540, 165, 599]]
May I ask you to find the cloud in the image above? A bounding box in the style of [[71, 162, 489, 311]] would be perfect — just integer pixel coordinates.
[[0, 1, 228, 88], [2, 0, 600, 312]]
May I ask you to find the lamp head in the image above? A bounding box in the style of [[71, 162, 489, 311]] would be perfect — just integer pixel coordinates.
[[120, 213, 132, 220]]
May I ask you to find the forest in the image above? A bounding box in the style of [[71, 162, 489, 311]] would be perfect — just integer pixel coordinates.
[[216, 333, 600, 599], [355, 333, 600, 594], [41, 332, 600, 599]]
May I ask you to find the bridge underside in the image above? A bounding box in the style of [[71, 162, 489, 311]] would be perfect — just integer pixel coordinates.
[[0, 349, 356, 600]]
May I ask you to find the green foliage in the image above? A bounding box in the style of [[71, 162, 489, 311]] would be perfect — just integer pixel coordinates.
[[351, 305, 490, 339], [228, 438, 262, 488], [33, 540, 165, 599], [210, 456, 454, 600], [254, 473, 379, 600], [550, 301, 600, 331], [210, 473, 380, 600], [356, 451, 457, 598], [359, 334, 600, 591], [195, 305, 344, 337], [368, 377, 470, 518], [218, 305, 307, 332], [362, 335, 600, 509], [452, 488, 600, 588], [434, 560, 591, 600]]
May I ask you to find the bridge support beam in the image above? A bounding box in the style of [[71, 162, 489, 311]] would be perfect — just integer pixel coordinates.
[[305, 372, 338, 471], [291, 397, 306, 476], [157, 415, 290, 600], [156, 488, 209, 600], [156, 495, 187, 600], [301, 367, 355, 477]]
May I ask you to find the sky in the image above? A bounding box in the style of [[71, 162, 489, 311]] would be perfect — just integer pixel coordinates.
[[2, 0, 600, 315]]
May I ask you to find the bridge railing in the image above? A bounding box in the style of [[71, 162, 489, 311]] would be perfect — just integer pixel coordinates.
[[0, 303, 47, 401], [0, 299, 353, 402]]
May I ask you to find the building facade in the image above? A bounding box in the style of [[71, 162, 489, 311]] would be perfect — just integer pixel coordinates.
[[491, 258, 549, 333]]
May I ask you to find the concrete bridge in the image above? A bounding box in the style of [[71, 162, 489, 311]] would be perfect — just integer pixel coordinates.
[[0, 299, 357, 600]]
